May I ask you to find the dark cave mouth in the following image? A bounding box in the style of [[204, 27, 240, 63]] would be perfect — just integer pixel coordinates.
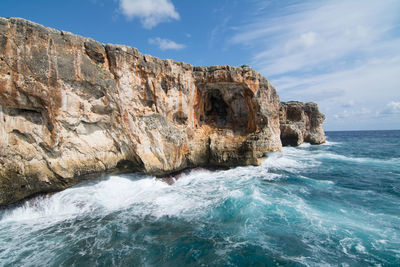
[[202, 90, 229, 128], [196, 83, 257, 133]]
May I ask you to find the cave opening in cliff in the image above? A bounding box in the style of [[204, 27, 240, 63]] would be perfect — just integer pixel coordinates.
[[203, 90, 229, 128], [196, 83, 257, 134]]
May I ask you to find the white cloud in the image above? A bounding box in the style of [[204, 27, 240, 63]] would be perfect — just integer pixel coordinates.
[[273, 56, 400, 101], [334, 108, 371, 119], [230, 0, 400, 130], [381, 101, 400, 115], [232, 0, 399, 76], [119, 0, 179, 29], [209, 16, 231, 49], [148, 37, 185, 50]]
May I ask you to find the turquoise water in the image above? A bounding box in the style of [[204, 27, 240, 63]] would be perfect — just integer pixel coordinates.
[[0, 130, 399, 266]]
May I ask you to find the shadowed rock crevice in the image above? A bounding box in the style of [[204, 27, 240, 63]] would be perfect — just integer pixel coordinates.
[[173, 111, 187, 125], [84, 40, 105, 64], [11, 129, 35, 144], [3, 107, 44, 125], [115, 157, 144, 173]]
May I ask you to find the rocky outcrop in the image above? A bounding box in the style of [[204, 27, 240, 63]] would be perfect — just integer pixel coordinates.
[[279, 101, 326, 146], [0, 17, 284, 205]]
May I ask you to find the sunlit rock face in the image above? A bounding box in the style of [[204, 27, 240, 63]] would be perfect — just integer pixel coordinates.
[[0, 17, 283, 205], [279, 101, 326, 146]]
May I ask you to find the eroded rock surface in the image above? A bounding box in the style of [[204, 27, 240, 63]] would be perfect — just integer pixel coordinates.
[[279, 101, 326, 146], [0, 17, 283, 205]]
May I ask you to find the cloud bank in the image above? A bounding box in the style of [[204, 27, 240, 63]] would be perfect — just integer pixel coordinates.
[[119, 0, 179, 29], [381, 101, 400, 115], [230, 0, 400, 130]]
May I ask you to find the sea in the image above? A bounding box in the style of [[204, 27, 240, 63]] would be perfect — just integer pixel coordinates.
[[0, 130, 399, 266]]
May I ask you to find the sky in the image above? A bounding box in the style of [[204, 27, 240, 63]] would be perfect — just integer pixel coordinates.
[[1, 0, 400, 131]]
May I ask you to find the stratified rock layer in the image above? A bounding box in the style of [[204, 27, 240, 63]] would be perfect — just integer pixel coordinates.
[[279, 101, 326, 146], [0, 17, 283, 205]]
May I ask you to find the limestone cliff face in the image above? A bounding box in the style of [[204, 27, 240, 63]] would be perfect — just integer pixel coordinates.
[[0, 17, 282, 205], [279, 101, 326, 146]]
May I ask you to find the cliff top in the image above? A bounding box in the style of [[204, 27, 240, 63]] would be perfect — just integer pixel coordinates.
[[0, 16, 255, 75]]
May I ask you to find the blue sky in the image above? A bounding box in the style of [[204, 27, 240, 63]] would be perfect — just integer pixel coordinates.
[[2, 0, 400, 131]]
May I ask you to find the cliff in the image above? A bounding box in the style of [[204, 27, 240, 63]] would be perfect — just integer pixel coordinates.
[[279, 101, 326, 146], [0, 18, 326, 205], [0, 17, 285, 205]]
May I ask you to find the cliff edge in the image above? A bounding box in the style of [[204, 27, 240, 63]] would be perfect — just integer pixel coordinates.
[[0, 17, 324, 206]]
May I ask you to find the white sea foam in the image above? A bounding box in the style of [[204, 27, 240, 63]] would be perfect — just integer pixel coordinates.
[[263, 152, 302, 169], [0, 165, 283, 224], [0, 173, 215, 223], [263, 149, 319, 171], [298, 143, 311, 148], [0, 145, 354, 227], [356, 243, 366, 253], [316, 152, 400, 165], [321, 140, 341, 146]]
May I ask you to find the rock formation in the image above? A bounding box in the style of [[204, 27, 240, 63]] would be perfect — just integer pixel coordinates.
[[0, 17, 326, 206], [279, 101, 326, 146], [0, 17, 287, 205]]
